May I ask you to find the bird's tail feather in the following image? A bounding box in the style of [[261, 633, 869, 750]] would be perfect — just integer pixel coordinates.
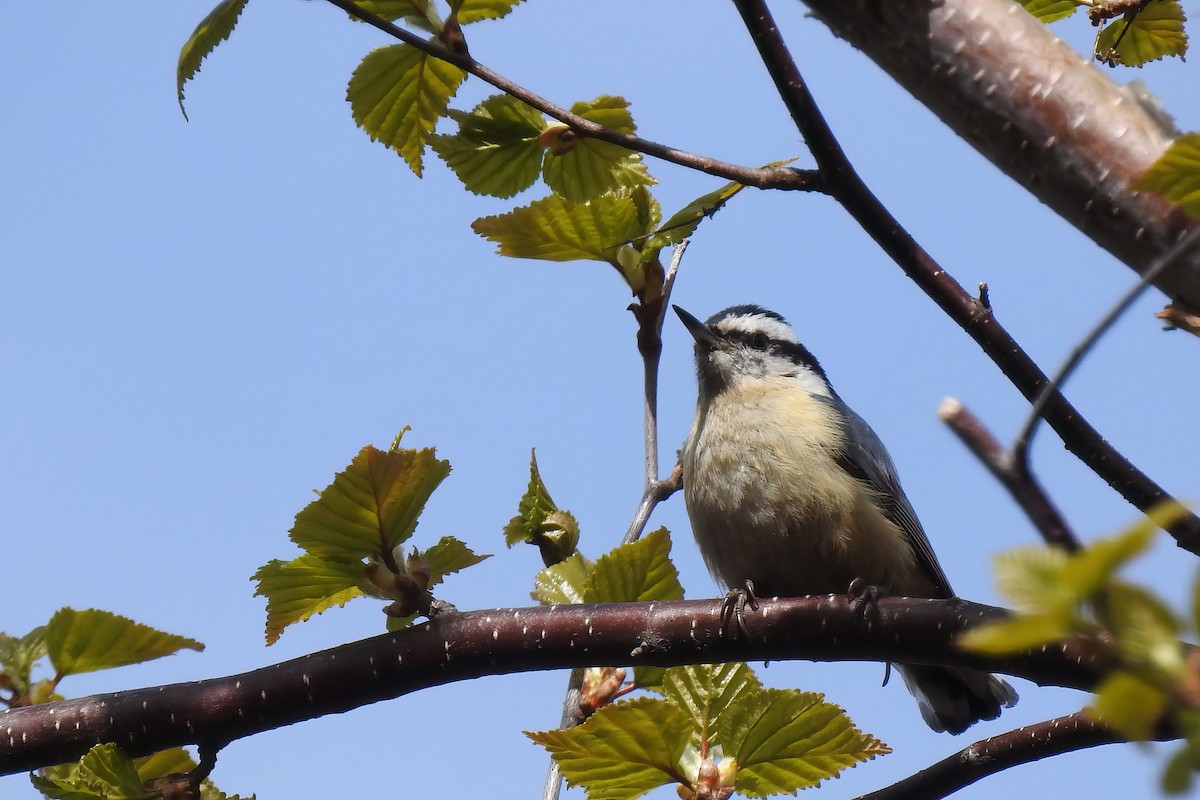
[[897, 664, 1018, 735]]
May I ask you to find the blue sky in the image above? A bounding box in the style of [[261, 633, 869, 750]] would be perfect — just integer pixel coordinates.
[[4, 1, 1199, 798]]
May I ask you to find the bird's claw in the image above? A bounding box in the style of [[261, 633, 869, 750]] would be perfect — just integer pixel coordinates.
[[720, 580, 759, 637], [847, 577, 883, 618]]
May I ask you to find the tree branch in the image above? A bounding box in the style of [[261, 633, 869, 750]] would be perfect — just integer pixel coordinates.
[[729, 0, 1200, 555], [0, 597, 1114, 776], [800, 0, 1200, 311], [321, 0, 824, 192], [853, 711, 1123, 800]]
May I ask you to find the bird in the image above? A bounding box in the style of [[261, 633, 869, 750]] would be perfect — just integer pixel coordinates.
[[675, 303, 1017, 734]]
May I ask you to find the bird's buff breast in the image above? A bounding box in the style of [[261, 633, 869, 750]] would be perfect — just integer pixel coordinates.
[[682, 382, 917, 596]]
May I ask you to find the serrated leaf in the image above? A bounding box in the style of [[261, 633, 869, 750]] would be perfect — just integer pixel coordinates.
[[176, 0, 249, 120], [504, 449, 560, 546], [0, 626, 47, 696], [527, 697, 693, 800], [1090, 671, 1168, 740], [1136, 132, 1200, 219], [541, 96, 656, 202], [33, 743, 154, 800], [957, 612, 1072, 655], [532, 552, 593, 605], [453, 0, 525, 23], [1105, 581, 1184, 679], [665, 663, 761, 752], [472, 191, 652, 266], [351, 0, 443, 32], [348, 44, 467, 176], [44, 609, 202, 678], [290, 444, 451, 562], [1019, 0, 1078, 23], [587, 528, 682, 603], [1096, 0, 1187, 67], [422, 535, 490, 585], [726, 689, 890, 796], [431, 94, 547, 197], [991, 546, 1070, 612], [252, 555, 365, 645], [648, 180, 746, 249]]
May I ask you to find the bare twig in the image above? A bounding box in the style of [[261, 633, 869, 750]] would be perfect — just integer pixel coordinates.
[[0, 596, 1117, 776], [1012, 226, 1200, 469], [321, 0, 824, 192], [729, 0, 1200, 554], [853, 711, 1122, 800], [939, 398, 1081, 552]]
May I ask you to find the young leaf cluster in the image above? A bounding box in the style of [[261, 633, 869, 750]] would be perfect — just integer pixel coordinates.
[[252, 433, 488, 644], [32, 743, 249, 800], [527, 663, 890, 800], [960, 505, 1200, 793], [1018, 0, 1188, 67]]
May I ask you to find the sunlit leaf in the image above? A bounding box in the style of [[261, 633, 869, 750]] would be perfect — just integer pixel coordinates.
[[472, 190, 651, 265], [135, 748, 197, 781], [1019, 0, 1078, 23], [431, 94, 547, 197], [0, 626, 47, 696], [1095, 0, 1187, 67], [453, 0, 525, 23], [648, 180, 746, 248], [541, 96, 655, 202], [1105, 581, 1185, 680], [348, 44, 467, 176], [31, 743, 150, 800], [665, 663, 761, 752], [504, 449, 563, 544], [587, 529, 682, 603], [1090, 671, 1168, 740], [422, 535, 491, 586], [532, 552, 592, 605], [958, 612, 1072, 655], [1060, 512, 1162, 600], [1135, 132, 1200, 219], [527, 698, 693, 800], [289, 444, 451, 562], [176, 0, 250, 119], [252, 555, 365, 645], [725, 689, 890, 795], [44, 609, 203, 678], [991, 546, 1070, 611], [352, 0, 443, 32]]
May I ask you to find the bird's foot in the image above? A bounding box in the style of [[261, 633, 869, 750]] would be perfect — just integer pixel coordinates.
[[846, 577, 883, 619], [720, 580, 759, 637]]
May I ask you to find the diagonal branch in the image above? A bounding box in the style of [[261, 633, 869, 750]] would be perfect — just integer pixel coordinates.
[[729, 0, 1200, 555], [321, 0, 824, 192], [853, 711, 1124, 800], [0, 596, 1115, 776]]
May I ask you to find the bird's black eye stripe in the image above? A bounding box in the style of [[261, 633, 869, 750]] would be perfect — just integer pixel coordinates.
[[750, 332, 771, 351]]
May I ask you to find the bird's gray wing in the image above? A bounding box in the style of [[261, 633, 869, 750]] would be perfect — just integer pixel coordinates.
[[819, 395, 955, 598]]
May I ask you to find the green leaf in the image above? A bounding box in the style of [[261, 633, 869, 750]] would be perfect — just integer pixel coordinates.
[[664, 663, 761, 753], [252, 555, 365, 645], [348, 44, 468, 176], [351, 0, 443, 32], [1060, 513, 1161, 600], [725, 689, 890, 796], [0, 626, 47, 696], [504, 449, 560, 545], [289, 444, 451, 563], [135, 748, 197, 781], [1090, 671, 1168, 740], [431, 95, 547, 197], [32, 743, 155, 800], [1019, 0, 1079, 23], [1193, 565, 1200, 634], [957, 612, 1072, 655], [649, 180, 746, 248], [472, 190, 652, 266], [176, 0, 249, 120], [1095, 0, 1188, 66], [532, 552, 593, 605], [587, 529, 683, 603], [541, 96, 656, 202], [1135, 132, 1200, 219], [44, 609, 203, 678], [527, 697, 693, 800], [453, 0, 525, 23], [1163, 733, 1200, 794], [421, 535, 491, 586], [1104, 581, 1184, 680], [991, 546, 1070, 612]]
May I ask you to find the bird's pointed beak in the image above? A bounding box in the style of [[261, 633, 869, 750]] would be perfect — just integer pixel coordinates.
[[673, 305, 721, 349]]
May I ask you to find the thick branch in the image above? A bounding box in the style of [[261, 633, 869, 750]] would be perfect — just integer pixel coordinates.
[[0, 597, 1112, 775], [801, 0, 1200, 309], [321, 0, 823, 192], [854, 711, 1121, 800], [731, 0, 1200, 555]]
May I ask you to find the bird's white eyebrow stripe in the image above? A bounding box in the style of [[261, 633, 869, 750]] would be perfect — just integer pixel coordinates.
[[715, 315, 799, 344]]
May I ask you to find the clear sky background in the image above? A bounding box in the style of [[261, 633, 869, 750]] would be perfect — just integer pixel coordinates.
[[4, 2, 1199, 798]]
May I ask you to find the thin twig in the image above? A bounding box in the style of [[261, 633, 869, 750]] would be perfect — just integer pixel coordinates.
[[852, 711, 1120, 800], [321, 0, 824, 192], [1012, 226, 1200, 469], [729, 0, 1200, 554], [939, 398, 1081, 552]]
